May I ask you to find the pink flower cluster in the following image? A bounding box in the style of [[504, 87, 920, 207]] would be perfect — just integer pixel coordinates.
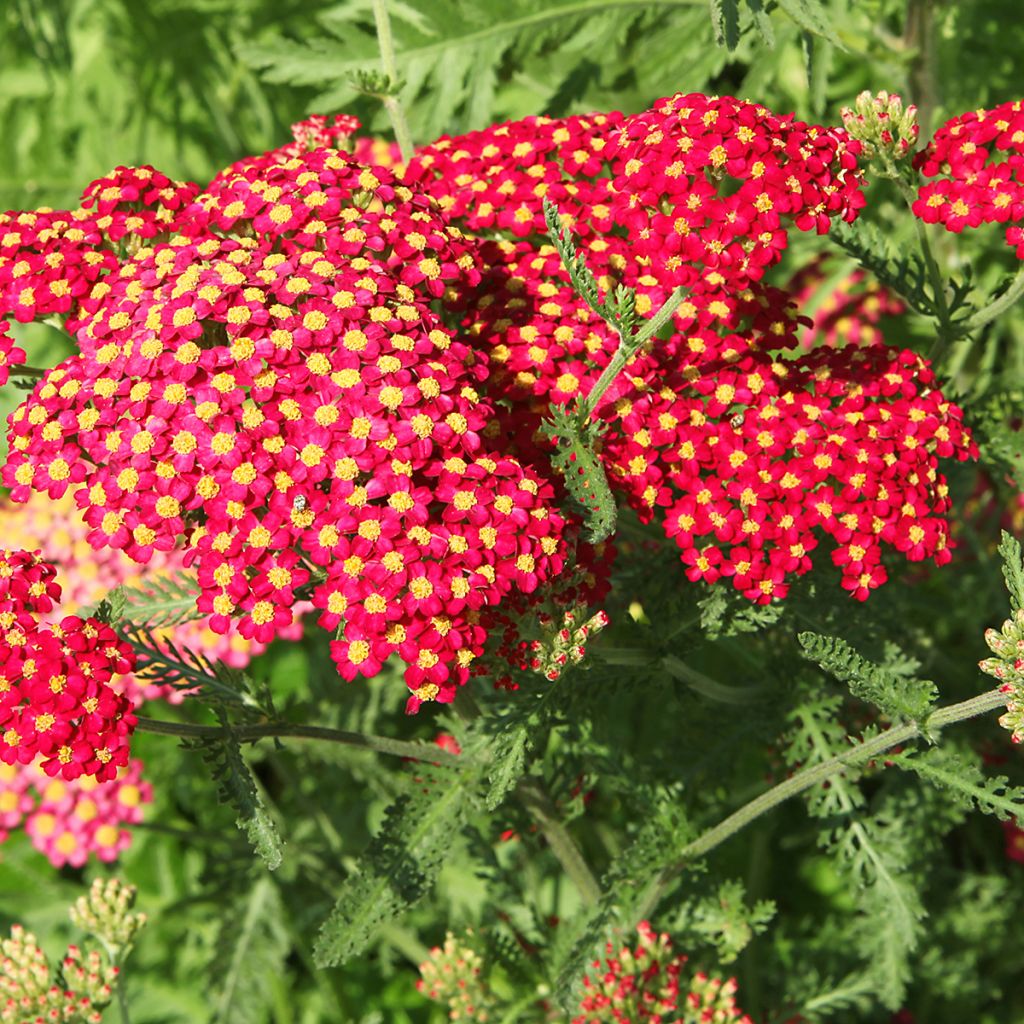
[[0, 549, 136, 781], [1, 758, 150, 869], [913, 98, 1024, 253], [788, 256, 905, 349], [574, 921, 752, 1024]]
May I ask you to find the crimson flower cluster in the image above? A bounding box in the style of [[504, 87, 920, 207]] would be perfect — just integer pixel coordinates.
[[0, 90, 987, 707], [418, 95, 973, 603], [574, 921, 752, 1024], [912, 98, 1024, 253], [0, 550, 136, 781], [3, 140, 573, 710]]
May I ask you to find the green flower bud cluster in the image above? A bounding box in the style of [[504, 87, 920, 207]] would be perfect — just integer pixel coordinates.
[[841, 90, 919, 160], [0, 925, 112, 1024], [69, 879, 147, 959], [980, 607, 1024, 743], [531, 605, 611, 682]]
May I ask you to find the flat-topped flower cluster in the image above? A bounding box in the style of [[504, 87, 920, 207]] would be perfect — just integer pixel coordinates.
[[0, 97, 978, 711]]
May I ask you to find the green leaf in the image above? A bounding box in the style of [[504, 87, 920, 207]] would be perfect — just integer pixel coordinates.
[[709, 0, 740, 50], [120, 570, 204, 628], [485, 724, 530, 810], [313, 763, 475, 967], [893, 745, 1024, 823], [999, 530, 1024, 613], [776, 0, 842, 46], [189, 721, 284, 870], [799, 632, 937, 723], [543, 406, 618, 542], [210, 875, 290, 1023], [686, 879, 775, 963]]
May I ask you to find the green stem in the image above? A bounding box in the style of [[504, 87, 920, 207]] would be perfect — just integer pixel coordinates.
[[11, 364, 48, 379], [578, 285, 687, 420], [962, 264, 1024, 336], [631, 687, 1009, 922], [134, 715, 466, 766], [516, 778, 602, 907], [371, 0, 414, 164], [116, 973, 131, 1024]]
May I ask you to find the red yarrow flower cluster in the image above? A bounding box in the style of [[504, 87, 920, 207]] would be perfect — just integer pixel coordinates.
[[574, 921, 752, 1024], [913, 98, 1024, 253], [608, 92, 865, 291], [4, 148, 571, 709], [0, 550, 136, 781], [424, 97, 972, 603]]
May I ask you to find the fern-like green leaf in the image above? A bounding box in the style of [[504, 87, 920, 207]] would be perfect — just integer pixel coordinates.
[[209, 875, 290, 1023], [120, 570, 204, 628], [892, 745, 1024, 823], [798, 631, 937, 723], [709, 0, 740, 50], [999, 530, 1024, 612], [123, 625, 272, 717], [313, 763, 475, 967], [543, 406, 617, 542], [776, 0, 841, 46], [485, 724, 529, 810], [189, 721, 284, 870]]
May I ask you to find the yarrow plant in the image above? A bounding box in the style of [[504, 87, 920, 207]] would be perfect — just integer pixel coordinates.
[[4, 12, 1024, 1018]]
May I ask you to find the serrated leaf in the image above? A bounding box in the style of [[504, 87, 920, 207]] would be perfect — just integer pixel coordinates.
[[777, 0, 842, 46], [999, 530, 1024, 612], [191, 723, 284, 870], [709, 0, 740, 50], [893, 745, 1024, 823], [746, 0, 774, 45], [486, 725, 529, 810], [313, 763, 474, 967], [121, 570, 204, 628], [543, 407, 617, 542], [799, 631, 937, 722]]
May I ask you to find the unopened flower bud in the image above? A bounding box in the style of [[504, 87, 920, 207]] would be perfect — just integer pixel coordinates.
[[841, 90, 919, 160]]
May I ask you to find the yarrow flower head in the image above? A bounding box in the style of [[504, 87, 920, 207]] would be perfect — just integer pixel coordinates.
[[3, 145, 574, 709], [574, 921, 752, 1024], [8, 758, 152, 868], [607, 92, 866, 291], [0, 550, 136, 781], [913, 98, 1024, 252], [412, 98, 974, 604], [841, 90, 920, 160]]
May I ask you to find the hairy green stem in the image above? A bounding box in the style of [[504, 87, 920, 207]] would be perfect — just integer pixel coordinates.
[[134, 715, 465, 766], [516, 778, 602, 907], [631, 687, 1009, 922], [962, 264, 1024, 335], [371, 0, 414, 164], [578, 285, 688, 420]]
